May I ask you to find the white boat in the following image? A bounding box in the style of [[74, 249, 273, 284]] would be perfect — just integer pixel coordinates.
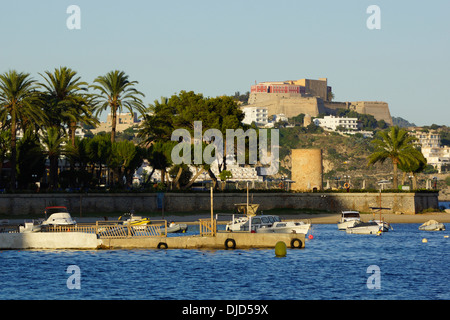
[[41, 206, 76, 226], [226, 214, 280, 232], [370, 220, 392, 232], [225, 203, 261, 232], [19, 220, 43, 233], [419, 220, 446, 231], [166, 222, 188, 233], [337, 211, 361, 230], [346, 221, 381, 234], [257, 221, 311, 234]]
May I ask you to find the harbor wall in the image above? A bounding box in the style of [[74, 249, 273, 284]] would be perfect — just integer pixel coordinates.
[[0, 232, 99, 249], [0, 192, 439, 216]]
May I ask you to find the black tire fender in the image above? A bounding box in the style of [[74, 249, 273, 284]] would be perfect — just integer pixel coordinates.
[[157, 242, 168, 249], [224, 238, 236, 249], [290, 238, 302, 249]]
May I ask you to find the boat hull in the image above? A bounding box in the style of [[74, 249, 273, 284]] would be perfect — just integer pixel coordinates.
[[346, 222, 381, 235]]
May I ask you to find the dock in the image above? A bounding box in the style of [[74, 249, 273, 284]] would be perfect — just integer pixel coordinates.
[[0, 188, 305, 250], [0, 220, 305, 250]]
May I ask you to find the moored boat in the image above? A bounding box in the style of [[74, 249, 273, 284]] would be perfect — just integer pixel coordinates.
[[346, 221, 381, 234], [419, 220, 445, 231], [257, 221, 310, 234], [41, 206, 76, 226], [337, 211, 361, 230]]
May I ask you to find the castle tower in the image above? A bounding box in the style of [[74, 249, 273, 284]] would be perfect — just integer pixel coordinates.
[[291, 149, 323, 191]]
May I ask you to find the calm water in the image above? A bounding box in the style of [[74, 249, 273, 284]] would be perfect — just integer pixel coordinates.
[[0, 224, 449, 300]]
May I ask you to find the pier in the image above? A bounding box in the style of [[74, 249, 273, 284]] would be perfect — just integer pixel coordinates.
[[0, 221, 305, 250]]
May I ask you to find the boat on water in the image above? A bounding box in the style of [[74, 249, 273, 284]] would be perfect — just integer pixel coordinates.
[[118, 213, 188, 233], [41, 206, 77, 226], [346, 221, 381, 235], [419, 220, 446, 231], [337, 211, 361, 230], [166, 221, 188, 233], [224, 204, 310, 234], [257, 220, 311, 234], [370, 220, 392, 232], [118, 213, 152, 230]]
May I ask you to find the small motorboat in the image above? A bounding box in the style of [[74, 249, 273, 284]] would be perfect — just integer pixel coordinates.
[[118, 213, 151, 230], [370, 220, 393, 232], [346, 221, 381, 234], [19, 220, 43, 233], [419, 220, 446, 231], [41, 206, 76, 226], [257, 221, 311, 234], [166, 222, 188, 233], [337, 211, 361, 230]]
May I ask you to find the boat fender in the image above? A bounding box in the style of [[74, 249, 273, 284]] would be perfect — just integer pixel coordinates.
[[224, 238, 236, 249], [290, 238, 302, 249], [157, 242, 168, 249]]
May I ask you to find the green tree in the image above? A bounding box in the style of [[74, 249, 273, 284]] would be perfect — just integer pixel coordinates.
[[39, 66, 97, 146], [398, 149, 427, 190], [0, 129, 10, 187], [41, 127, 66, 189], [0, 70, 46, 190], [109, 140, 137, 186], [218, 169, 232, 190], [16, 129, 45, 190], [91, 70, 145, 143], [368, 126, 421, 189], [87, 133, 112, 186]]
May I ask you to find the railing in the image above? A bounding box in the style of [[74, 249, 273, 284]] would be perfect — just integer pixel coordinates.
[[199, 219, 216, 237], [41, 220, 167, 239]]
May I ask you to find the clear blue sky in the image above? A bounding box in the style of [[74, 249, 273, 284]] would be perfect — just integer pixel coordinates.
[[0, 0, 449, 125]]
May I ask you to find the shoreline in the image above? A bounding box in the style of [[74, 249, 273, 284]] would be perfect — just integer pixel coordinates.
[[155, 212, 450, 225], [4, 212, 450, 226]]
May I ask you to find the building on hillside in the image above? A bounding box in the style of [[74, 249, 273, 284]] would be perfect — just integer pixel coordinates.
[[92, 112, 140, 134], [410, 130, 441, 148], [241, 106, 269, 127], [313, 115, 360, 131], [410, 130, 449, 173], [246, 77, 393, 125]]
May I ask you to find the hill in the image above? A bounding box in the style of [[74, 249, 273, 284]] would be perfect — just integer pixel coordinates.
[[277, 127, 398, 189]]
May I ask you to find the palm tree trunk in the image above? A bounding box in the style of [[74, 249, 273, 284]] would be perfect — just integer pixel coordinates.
[[183, 167, 205, 190], [392, 159, 398, 190], [50, 155, 58, 189], [10, 114, 17, 191], [111, 108, 117, 144]]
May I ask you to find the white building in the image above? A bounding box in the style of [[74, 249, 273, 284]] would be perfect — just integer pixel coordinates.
[[421, 146, 450, 173], [313, 115, 360, 131], [241, 106, 268, 127]]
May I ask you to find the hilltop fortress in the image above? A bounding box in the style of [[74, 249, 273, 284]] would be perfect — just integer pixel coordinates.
[[246, 78, 393, 125]]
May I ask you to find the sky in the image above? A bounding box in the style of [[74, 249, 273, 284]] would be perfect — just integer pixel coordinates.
[[0, 0, 449, 126]]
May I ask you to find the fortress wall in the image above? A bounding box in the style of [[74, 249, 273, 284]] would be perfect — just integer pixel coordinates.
[[248, 93, 393, 125], [248, 93, 322, 117], [0, 192, 437, 216], [351, 101, 393, 125]]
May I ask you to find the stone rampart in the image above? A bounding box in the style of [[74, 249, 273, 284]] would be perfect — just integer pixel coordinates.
[[0, 192, 439, 216]]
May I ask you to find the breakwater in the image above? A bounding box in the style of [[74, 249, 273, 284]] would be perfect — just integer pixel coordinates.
[[0, 192, 438, 216]]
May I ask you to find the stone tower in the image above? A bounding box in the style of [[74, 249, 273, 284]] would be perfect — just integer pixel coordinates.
[[290, 149, 323, 191]]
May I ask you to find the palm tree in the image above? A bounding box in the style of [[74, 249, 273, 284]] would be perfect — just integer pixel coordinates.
[[398, 150, 427, 190], [41, 127, 66, 189], [0, 70, 45, 190], [368, 126, 421, 189], [91, 70, 145, 143], [39, 66, 97, 146]]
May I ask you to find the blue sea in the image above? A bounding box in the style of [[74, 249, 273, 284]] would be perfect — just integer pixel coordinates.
[[0, 223, 449, 301]]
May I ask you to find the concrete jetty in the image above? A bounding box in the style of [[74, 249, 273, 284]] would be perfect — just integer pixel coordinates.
[[0, 231, 305, 250], [102, 232, 305, 250]]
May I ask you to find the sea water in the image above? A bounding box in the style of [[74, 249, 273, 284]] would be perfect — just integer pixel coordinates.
[[0, 224, 449, 300]]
